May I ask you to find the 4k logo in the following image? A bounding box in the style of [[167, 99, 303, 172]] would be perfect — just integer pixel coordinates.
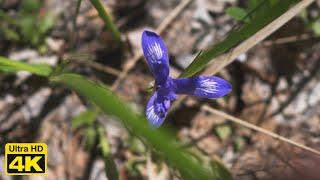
[[5, 143, 47, 175]]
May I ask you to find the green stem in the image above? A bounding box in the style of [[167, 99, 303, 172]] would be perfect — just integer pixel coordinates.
[[90, 0, 121, 44], [98, 125, 119, 180], [73, 0, 82, 31]]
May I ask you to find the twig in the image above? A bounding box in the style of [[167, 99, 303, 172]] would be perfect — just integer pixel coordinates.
[[201, 0, 315, 76], [262, 33, 316, 47], [170, 0, 316, 119], [111, 0, 194, 91], [156, 0, 194, 35], [201, 105, 320, 156], [71, 58, 121, 76]]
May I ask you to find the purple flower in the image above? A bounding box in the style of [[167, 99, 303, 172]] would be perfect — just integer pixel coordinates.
[[142, 30, 232, 127]]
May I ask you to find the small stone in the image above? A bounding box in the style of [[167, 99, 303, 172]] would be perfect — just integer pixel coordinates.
[[308, 83, 320, 106], [9, 49, 38, 61], [175, 53, 195, 69], [237, 53, 247, 62], [46, 38, 65, 52]]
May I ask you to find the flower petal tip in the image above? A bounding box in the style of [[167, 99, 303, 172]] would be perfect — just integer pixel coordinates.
[[212, 76, 232, 97], [142, 30, 160, 40]]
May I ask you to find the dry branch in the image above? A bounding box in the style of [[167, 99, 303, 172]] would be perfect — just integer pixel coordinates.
[[202, 105, 320, 156]]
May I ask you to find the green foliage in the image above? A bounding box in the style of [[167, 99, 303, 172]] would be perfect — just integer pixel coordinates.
[[125, 157, 145, 177], [72, 108, 119, 179], [180, 0, 298, 78], [214, 124, 232, 140], [0, 56, 52, 76], [0, 0, 55, 47], [128, 137, 147, 154], [71, 109, 99, 129], [90, 0, 121, 44], [50, 73, 230, 180], [73, 0, 83, 33], [84, 126, 97, 150], [98, 125, 119, 180], [0, 65, 19, 74], [309, 14, 320, 36], [226, 7, 250, 23], [226, 0, 279, 23], [234, 136, 246, 152], [311, 21, 320, 35], [298, 7, 320, 37], [269, 0, 279, 6], [211, 161, 233, 180]]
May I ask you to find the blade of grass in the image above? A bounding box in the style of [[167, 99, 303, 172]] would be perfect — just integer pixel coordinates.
[[0, 56, 52, 76], [180, 0, 299, 77], [201, 0, 315, 76], [97, 125, 119, 180], [73, 0, 82, 31], [226, 7, 250, 23], [71, 109, 99, 129], [71, 0, 82, 47], [0, 65, 20, 73], [90, 0, 121, 43], [50, 73, 229, 180]]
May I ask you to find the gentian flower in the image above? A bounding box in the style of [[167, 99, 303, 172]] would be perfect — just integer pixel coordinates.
[[142, 30, 232, 128]]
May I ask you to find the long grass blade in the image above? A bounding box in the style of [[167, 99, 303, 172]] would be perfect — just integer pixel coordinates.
[[0, 56, 52, 76], [90, 0, 121, 43], [98, 125, 119, 180], [50, 73, 230, 180], [201, 0, 315, 76], [180, 0, 299, 77]]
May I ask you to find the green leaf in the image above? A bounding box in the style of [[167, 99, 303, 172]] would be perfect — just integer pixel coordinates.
[[128, 137, 147, 154], [50, 73, 228, 179], [248, 0, 261, 11], [226, 7, 250, 23], [180, 0, 298, 78], [18, 16, 36, 42], [85, 127, 97, 150], [2, 27, 20, 41], [211, 160, 233, 180], [214, 124, 232, 140], [0, 10, 18, 25], [312, 21, 320, 36], [71, 109, 99, 129], [39, 13, 55, 35], [269, 0, 279, 6], [98, 125, 119, 180], [0, 65, 19, 73], [0, 56, 52, 76], [21, 0, 41, 13], [234, 136, 246, 151]]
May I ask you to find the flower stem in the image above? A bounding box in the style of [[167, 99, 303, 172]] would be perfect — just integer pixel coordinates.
[[90, 0, 122, 44]]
